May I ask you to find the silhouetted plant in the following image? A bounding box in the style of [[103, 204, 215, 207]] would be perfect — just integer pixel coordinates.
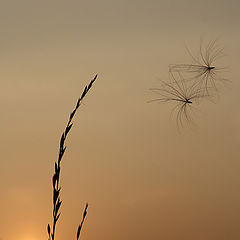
[[169, 39, 227, 93], [47, 74, 97, 240], [76, 203, 88, 240]]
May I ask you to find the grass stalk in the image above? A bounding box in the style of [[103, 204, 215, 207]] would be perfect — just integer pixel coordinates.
[[47, 74, 98, 240]]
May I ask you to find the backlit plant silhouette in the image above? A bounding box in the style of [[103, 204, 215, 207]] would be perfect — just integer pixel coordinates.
[[47, 74, 97, 240]]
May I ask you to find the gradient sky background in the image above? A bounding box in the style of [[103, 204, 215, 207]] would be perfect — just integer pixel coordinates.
[[1, 1, 240, 240]]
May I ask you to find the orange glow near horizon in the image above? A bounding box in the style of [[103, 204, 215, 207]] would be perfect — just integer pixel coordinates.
[[1, 1, 240, 240]]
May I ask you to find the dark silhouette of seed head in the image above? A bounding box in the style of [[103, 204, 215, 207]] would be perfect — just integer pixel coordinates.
[[149, 72, 206, 128], [169, 39, 227, 93]]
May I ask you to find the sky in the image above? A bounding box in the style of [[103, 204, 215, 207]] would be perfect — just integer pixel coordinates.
[[1, 0, 240, 240]]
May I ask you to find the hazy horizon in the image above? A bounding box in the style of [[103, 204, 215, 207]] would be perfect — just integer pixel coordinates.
[[1, 1, 240, 240]]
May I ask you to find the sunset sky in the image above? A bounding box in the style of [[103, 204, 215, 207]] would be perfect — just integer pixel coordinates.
[[1, 1, 240, 240]]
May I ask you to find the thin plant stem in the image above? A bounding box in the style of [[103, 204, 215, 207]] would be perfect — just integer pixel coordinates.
[[47, 74, 98, 240]]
